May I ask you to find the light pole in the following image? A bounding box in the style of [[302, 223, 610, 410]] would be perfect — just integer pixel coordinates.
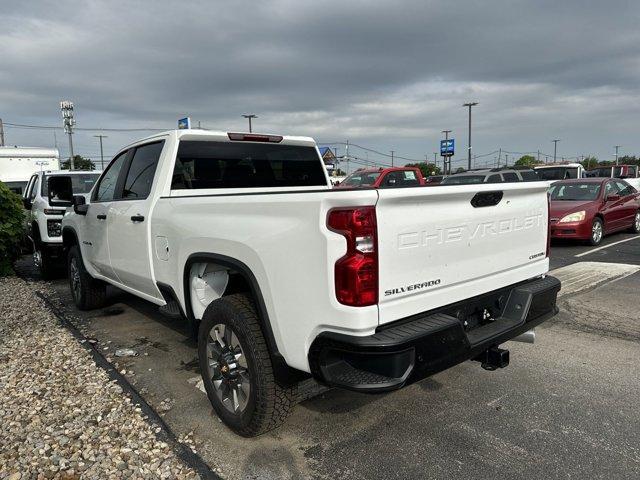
[[60, 101, 76, 170], [552, 139, 560, 163], [614, 145, 621, 165], [463, 102, 478, 170], [442, 130, 452, 174], [390, 150, 395, 167], [242, 114, 257, 132], [93, 134, 107, 170]]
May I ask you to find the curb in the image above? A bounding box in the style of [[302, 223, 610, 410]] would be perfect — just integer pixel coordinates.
[[34, 289, 221, 480]]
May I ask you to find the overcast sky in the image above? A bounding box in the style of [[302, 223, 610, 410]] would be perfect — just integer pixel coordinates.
[[2, 0, 640, 169]]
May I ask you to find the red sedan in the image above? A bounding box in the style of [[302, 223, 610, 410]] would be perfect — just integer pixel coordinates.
[[549, 178, 640, 245]]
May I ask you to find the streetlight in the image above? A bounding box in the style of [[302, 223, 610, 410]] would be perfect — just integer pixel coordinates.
[[242, 114, 257, 132], [463, 102, 478, 170], [552, 139, 560, 163], [93, 135, 107, 170], [614, 145, 621, 165], [60, 101, 76, 170]]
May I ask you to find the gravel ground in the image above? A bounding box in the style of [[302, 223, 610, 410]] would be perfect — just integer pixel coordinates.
[[0, 277, 199, 479]]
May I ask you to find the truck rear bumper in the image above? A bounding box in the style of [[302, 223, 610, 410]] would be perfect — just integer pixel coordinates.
[[308, 275, 561, 392]]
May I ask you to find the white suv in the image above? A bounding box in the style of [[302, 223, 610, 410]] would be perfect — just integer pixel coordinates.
[[23, 170, 101, 278]]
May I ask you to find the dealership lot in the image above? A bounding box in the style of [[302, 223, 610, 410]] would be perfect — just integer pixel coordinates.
[[10, 234, 640, 480]]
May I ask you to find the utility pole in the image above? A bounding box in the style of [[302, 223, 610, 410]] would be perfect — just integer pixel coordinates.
[[537, 150, 540, 163], [614, 145, 621, 165], [497, 147, 502, 167], [463, 102, 478, 170], [390, 150, 395, 167], [60, 101, 76, 170], [0, 118, 4, 146], [93, 134, 108, 170], [442, 130, 452, 175], [242, 114, 257, 132], [505, 154, 509, 166], [552, 139, 560, 164], [345, 140, 350, 174]]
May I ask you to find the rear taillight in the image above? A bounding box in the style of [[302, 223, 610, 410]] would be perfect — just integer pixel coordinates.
[[327, 206, 378, 307], [546, 192, 551, 257], [227, 133, 283, 143]]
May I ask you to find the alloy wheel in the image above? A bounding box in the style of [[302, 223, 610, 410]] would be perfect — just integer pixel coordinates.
[[33, 249, 42, 268], [592, 221, 603, 244], [205, 323, 251, 414]]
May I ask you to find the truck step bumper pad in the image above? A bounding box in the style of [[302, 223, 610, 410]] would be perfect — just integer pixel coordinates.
[[308, 275, 561, 392]]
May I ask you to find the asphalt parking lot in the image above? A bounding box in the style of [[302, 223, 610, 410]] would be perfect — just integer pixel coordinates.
[[15, 232, 640, 479]]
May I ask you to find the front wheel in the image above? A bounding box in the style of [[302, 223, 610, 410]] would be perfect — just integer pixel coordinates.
[[589, 217, 604, 246], [33, 242, 55, 280], [198, 294, 296, 437], [68, 245, 106, 310]]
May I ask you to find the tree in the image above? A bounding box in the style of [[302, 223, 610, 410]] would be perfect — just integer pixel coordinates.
[[0, 182, 25, 276], [515, 155, 537, 167], [61, 155, 96, 171], [455, 167, 465, 173], [404, 162, 442, 177], [580, 156, 599, 170]]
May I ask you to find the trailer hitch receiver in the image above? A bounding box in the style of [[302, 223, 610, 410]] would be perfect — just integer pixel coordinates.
[[475, 346, 509, 371]]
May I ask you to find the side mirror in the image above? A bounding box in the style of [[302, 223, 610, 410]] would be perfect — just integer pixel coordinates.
[[73, 195, 89, 215], [22, 197, 32, 210], [47, 176, 74, 207], [606, 194, 621, 202]]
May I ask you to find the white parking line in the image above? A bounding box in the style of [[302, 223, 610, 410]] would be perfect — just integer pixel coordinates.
[[550, 261, 640, 296], [575, 235, 640, 257]]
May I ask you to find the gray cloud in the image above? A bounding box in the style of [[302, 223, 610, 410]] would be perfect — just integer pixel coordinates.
[[2, 0, 640, 165]]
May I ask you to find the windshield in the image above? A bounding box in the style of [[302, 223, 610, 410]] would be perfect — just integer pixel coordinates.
[[441, 175, 486, 185], [535, 167, 577, 180], [42, 173, 100, 196], [549, 182, 601, 201], [341, 172, 382, 187]]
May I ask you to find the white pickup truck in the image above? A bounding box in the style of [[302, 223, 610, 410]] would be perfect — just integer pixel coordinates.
[[53, 130, 560, 436], [22, 170, 101, 278]]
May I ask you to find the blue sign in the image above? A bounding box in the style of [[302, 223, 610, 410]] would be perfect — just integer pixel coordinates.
[[178, 117, 191, 130], [440, 139, 455, 156]]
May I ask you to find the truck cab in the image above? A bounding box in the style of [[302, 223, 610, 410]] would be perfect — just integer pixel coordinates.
[[534, 163, 585, 181], [23, 170, 101, 278]]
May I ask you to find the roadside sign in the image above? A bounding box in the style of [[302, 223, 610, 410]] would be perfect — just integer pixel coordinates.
[[440, 139, 455, 157], [178, 117, 191, 130]]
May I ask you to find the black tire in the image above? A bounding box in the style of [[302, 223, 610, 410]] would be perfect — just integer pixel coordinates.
[[589, 217, 604, 246], [67, 245, 106, 310], [629, 210, 640, 234], [34, 241, 56, 280], [198, 293, 296, 437]]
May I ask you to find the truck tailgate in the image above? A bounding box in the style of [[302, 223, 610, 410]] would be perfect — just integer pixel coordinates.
[[376, 182, 550, 325]]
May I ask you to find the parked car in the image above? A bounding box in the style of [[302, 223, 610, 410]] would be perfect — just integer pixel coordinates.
[[334, 167, 425, 188], [55, 130, 560, 436], [549, 178, 640, 245], [424, 175, 446, 186], [586, 164, 640, 191], [22, 170, 101, 278], [440, 167, 538, 185], [534, 163, 585, 181]]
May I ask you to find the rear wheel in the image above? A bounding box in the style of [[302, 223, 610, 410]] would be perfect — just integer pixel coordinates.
[[68, 245, 106, 310], [629, 211, 640, 234], [198, 293, 296, 437], [589, 217, 604, 246]]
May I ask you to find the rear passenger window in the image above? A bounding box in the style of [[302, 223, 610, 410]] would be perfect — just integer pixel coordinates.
[[502, 172, 519, 182], [487, 174, 503, 183], [122, 141, 164, 199], [94, 151, 129, 202], [172, 141, 327, 189], [519, 170, 539, 181]]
